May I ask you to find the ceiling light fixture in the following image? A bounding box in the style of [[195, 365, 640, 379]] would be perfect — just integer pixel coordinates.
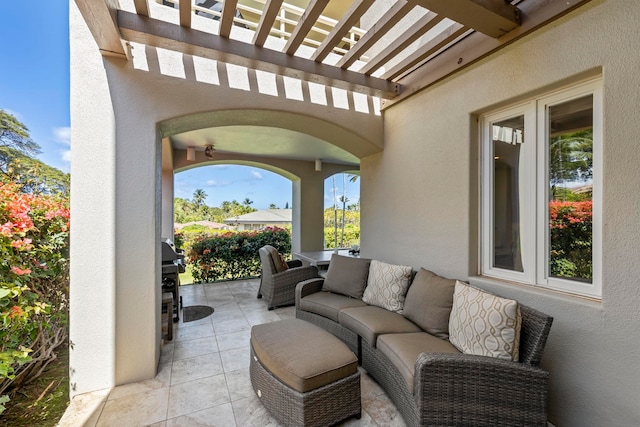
[[315, 159, 322, 172], [187, 146, 196, 161], [205, 144, 215, 159]]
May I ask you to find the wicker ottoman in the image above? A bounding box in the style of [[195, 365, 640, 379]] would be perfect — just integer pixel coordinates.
[[250, 318, 361, 427]]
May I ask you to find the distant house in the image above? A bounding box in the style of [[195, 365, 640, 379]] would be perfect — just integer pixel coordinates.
[[223, 209, 292, 231], [174, 220, 229, 230]]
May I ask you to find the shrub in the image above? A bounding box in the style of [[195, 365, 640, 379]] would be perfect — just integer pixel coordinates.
[[0, 180, 69, 414], [187, 227, 291, 283], [549, 200, 592, 280]]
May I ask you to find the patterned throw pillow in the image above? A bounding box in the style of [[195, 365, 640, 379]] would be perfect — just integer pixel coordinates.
[[448, 281, 521, 361], [362, 260, 413, 313]]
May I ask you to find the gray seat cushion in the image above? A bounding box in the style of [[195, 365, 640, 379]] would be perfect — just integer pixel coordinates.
[[251, 319, 358, 393], [299, 291, 368, 322], [377, 332, 460, 390], [322, 255, 371, 299], [338, 306, 422, 347], [402, 268, 456, 339]]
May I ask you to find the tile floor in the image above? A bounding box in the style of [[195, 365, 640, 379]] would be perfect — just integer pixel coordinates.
[[58, 279, 406, 427]]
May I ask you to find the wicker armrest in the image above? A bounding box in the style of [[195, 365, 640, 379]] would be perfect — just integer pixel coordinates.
[[286, 259, 303, 268], [414, 352, 549, 426], [295, 277, 325, 306]]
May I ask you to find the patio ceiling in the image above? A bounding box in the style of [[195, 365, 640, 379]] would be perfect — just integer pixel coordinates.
[[74, 0, 591, 167]]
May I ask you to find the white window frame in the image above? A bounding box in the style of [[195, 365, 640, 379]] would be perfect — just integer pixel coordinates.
[[481, 78, 602, 298]]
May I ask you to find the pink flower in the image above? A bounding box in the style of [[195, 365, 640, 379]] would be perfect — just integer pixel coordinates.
[[11, 266, 32, 276]]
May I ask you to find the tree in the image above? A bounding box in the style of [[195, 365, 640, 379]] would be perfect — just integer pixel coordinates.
[[192, 189, 207, 208], [0, 109, 68, 195], [243, 198, 253, 207], [549, 129, 593, 200], [269, 203, 277, 209]]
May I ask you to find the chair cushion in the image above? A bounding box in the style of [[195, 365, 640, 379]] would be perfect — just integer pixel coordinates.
[[299, 291, 368, 322], [322, 255, 371, 299], [362, 260, 413, 313], [449, 281, 521, 361], [338, 306, 422, 347], [262, 245, 287, 273], [251, 319, 358, 393], [402, 268, 456, 339], [377, 332, 460, 390]]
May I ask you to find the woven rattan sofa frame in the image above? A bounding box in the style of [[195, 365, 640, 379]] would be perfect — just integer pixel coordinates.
[[295, 278, 554, 427]]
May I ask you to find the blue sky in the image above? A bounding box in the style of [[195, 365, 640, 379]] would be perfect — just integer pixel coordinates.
[[0, 1, 359, 210]]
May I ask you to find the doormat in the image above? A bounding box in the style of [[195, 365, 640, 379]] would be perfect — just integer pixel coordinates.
[[183, 305, 215, 322]]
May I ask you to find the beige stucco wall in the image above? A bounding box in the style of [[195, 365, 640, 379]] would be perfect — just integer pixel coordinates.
[[362, 1, 640, 425], [69, 0, 381, 396]]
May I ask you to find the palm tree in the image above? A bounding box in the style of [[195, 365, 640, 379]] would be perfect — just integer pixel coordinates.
[[192, 189, 207, 208], [243, 198, 253, 207], [549, 129, 593, 200]]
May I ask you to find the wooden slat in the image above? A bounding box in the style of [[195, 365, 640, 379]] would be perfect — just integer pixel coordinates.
[[382, 23, 469, 80], [117, 11, 400, 98], [133, 0, 149, 17], [74, 0, 127, 59], [219, 0, 239, 38], [407, 0, 519, 38], [381, 0, 593, 109], [359, 12, 443, 76], [179, 0, 191, 27], [336, 0, 415, 69], [311, 0, 376, 63], [252, 0, 285, 46], [283, 0, 331, 55]]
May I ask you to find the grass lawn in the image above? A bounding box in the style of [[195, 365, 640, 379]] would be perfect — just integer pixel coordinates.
[[0, 345, 69, 427]]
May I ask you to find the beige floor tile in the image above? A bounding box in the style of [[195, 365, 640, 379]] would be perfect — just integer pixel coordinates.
[[225, 368, 254, 402], [96, 388, 170, 427], [174, 322, 215, 342], [220, 346, 250, 373], [170, 353, 224, 385], [213, 318, 251, 335], [216, 329, 251, 352], [362, 393, 406, 427], [108, 362, 172, 400], [230, 395, 281, 427], [173, 336, 219, 361], [167, 374, 230, 419], [166, 402, 237, 427]]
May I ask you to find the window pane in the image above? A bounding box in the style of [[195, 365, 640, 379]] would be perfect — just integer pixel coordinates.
[[548, 95, 593, 283], [492, 116, 524, 272]]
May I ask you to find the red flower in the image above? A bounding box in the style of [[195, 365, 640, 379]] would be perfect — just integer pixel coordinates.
[[11, 266, 32, 276], [9, 305, 23, 319]]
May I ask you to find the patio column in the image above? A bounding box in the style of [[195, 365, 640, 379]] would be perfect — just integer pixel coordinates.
[[292, 173, 325, 253]]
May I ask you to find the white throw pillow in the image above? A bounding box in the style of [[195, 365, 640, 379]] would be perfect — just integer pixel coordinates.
[[448, 281, 521, 361], [362, 260, 413, 313]]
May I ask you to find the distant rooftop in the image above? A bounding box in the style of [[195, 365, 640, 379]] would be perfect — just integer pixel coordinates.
[[223, 208, 292, 224]]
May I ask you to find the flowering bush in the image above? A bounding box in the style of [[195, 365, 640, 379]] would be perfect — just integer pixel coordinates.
[[0, 180, 69, 413], [549, 201, 592, 280], [188, 227, 291, 283]]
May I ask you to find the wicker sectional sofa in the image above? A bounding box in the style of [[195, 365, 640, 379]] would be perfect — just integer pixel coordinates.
[[295, 255, 553, 427]]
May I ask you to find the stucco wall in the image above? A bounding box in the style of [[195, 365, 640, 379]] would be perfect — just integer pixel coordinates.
[[362, 1, 640, 425]]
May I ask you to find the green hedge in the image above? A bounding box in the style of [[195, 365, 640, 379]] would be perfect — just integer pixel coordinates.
[[187, 227, 291, 283]]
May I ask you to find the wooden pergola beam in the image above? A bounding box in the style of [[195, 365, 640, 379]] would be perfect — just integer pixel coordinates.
[[219, 0, 239, 38], [133, 0, 149, 17], [179, 0, 191, 27], [252, 0, 285, 47], [336, 0, 415, 69], [311, 0, 376, 63], [382, 23, 469, 80], [117, 11, 400, 98], [407, 0, 519, 38], [283, 0, 330, 55], [360, 12, 443, 76], [73, 0, 127, 59]]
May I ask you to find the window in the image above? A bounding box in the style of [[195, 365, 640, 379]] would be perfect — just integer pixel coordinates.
[[481, 79, 602, 298]]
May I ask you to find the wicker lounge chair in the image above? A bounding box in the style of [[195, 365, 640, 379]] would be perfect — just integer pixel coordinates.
[[257, 245, 318, 310]]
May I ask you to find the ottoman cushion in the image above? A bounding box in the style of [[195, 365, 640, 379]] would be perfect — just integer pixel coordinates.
[[251, 319, 358, 393]]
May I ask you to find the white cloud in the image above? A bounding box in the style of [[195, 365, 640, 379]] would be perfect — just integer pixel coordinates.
[[53, 127, 71, 145], [250, 170, 263, 180], [206, 179, 232, 187]]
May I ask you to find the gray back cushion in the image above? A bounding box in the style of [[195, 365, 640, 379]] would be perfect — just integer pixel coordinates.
[[402, 268, 456, 339], [323, 255, 371, 299]]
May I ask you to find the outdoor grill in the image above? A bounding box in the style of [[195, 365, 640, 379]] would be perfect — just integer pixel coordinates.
[[161, 238, 185, 322]]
